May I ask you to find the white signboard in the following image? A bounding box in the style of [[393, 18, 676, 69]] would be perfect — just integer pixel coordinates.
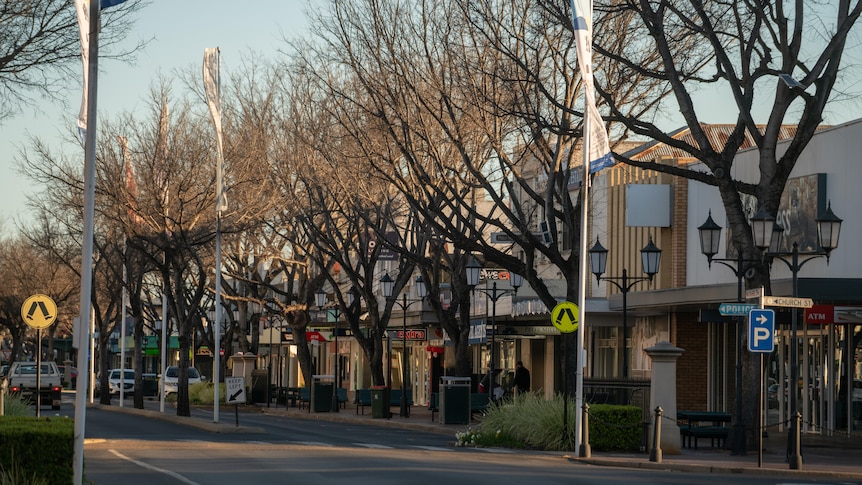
[[225, 376, 246, 404]]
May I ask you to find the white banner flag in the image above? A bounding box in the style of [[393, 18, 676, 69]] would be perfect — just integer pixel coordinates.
[[75, 0, 90, 141], [203, 48, 228, 213], [570, 0, 613, 172]]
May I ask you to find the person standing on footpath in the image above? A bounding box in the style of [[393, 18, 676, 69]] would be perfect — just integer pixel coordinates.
[[514, 361, 530, 395]]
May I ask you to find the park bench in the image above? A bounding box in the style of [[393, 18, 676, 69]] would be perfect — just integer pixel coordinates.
[[677, 411, 731, 449], [354, 388, 413, 414]]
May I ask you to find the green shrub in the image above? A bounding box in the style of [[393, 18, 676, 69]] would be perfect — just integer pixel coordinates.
[[0, 416, 74, 484], [2, 393, 34, 417], [460, 394, 642, 452], [189, 381, 225, 405], [0, 461, 49, 485]]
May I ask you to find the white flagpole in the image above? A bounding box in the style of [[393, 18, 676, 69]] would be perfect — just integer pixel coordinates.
[[204, 47, 225, 423], [73, 1, 99, 483]]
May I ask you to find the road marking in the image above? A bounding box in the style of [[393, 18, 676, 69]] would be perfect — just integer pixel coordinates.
[[109, 449, 201, 485], [476, 448, 515, 453], [413, 445, 452, 452], [293, 441, 335, 447], [354, 443, 394, 449]]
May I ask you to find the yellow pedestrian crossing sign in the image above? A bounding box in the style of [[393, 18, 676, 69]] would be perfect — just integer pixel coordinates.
[[551, 301, 579, 334], [21, 294, 58, 329]]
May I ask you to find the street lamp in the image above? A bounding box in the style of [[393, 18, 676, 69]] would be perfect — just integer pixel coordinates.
[[755, 203, 842, 470], [698, 210, 765, 456], [588, 238, 661, 379], [316, 287, 358, 413], [465, 258, 523, 402], [381, 273, 427, 418]]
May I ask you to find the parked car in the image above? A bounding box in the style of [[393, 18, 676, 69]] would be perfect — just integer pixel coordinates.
[[96, 369, 136, 397], [6, 361, 63, 409], [159, 366, 204, 396]]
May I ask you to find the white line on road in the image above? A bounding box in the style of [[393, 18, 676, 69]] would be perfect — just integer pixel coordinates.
[[293, 441, 335, 447], [354, 443, 394, 449], [109, 449, 201, 485], [413, 446, 452, 452], [476, 448, 515, 453]]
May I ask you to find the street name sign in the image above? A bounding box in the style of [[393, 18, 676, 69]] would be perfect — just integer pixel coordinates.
[[225, 376, 246, 404], [718, 303, 758, 316], [762, 296, 814, 308], [745, 287, 763, 300], [748, 309, 775, 353]]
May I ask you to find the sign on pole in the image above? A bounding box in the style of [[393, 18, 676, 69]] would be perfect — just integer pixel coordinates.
[[551, 301, 579, 334], [225, 376, 246, 404], [748, 309, 775, 353], [718, 303, 758, 316], [762, 296, 814, 308], [21, 294, 58, 329]]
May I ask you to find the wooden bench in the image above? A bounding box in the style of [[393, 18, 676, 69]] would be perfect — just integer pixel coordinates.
[[677, 411, 731, 449], [428, 392, 492, 421]]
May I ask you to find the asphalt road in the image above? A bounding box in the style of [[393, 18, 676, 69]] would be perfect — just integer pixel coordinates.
[[60, 399, 854, 485]]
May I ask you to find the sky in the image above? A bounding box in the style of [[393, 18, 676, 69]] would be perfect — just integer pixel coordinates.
[[1, 2, 859, 233], [0, 0, 311, 231]]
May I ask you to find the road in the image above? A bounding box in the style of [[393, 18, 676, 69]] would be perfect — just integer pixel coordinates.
[[49, 397, 853, 484]]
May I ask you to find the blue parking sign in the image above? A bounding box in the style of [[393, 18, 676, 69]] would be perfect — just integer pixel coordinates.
[[748, 309, 775, 353]]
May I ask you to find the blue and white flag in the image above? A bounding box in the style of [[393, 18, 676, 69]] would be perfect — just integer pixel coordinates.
[[570, 0, 614, 172], [100, 0, 128, 8], [204, 48, 228, 213], [74, 0, 90, 141]]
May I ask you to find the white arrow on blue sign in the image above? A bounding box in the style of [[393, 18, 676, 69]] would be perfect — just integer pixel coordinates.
[[748, 309, 775, 353], [718, 302, 758, 316]]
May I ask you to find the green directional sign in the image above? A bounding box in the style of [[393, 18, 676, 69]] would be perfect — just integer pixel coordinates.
[[718, 302, 758, 316]]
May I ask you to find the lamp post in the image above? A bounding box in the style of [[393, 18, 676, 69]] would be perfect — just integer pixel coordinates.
[[754, 203, 842, 470], [316, 288, 357, 414], [697, 210, 770, 456], [699, 204, 841, 466], [465, 259, 523, 402], [588, 238, 661, 379], [381, 273, 427, 418]]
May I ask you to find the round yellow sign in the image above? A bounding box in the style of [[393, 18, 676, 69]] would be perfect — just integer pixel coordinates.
[[21, 294, 58, 329], [551, 301, 579, 334]]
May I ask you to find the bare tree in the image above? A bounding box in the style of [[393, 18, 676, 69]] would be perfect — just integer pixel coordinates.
[[0, 0, 146, 120]]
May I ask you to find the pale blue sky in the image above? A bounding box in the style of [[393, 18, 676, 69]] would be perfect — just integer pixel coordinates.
[[0, 0, 310, 230], [0, 2, 858, 232]]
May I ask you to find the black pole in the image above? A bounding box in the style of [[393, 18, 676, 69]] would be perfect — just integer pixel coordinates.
[[621, 269, 628, 378], [489, 283, 497, 402], [400, 294, 409, 418], [331, 308, 340, 413], [731, 250, 747, 455], [787, 243, 802, 469]]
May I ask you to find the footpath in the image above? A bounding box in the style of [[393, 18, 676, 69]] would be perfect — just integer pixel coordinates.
[[94, 396, 862, 480]]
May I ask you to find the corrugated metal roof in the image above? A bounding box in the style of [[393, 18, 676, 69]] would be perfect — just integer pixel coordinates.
[[621, 123, 806, 162]]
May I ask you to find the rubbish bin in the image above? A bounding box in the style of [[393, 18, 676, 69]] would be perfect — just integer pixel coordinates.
[[142, 374, 158, 397], [440, 376, 471, 424], [311, 375, 334, 413], [251, 369, 268, 404], [370, 386, 390, 418]]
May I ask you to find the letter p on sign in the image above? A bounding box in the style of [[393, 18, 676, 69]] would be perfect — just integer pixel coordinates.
[[748, 309, 775, 353]]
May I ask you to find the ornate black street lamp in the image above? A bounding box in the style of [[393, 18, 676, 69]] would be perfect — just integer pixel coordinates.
[[588, 238, 661, 379], [316, 287, 358, 413], [465, 258, 523, 402], [698, 204, 841, 466], [381, 273, 427, 418]]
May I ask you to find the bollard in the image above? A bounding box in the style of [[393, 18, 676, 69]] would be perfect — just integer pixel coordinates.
[[789, 412, 802, 470], [579, 403, 591, 458], [649, 406, 662, 463], [0, 377, 6, 416]]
